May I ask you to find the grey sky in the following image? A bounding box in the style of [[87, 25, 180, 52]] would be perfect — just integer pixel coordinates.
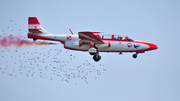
[[0, 0, 180, 101]]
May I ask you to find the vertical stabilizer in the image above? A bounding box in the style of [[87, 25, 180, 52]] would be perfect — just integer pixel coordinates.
[[28, 17, 49, 34]]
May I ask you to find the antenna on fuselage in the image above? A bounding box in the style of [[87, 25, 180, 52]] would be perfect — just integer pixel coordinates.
[[69, 28, 74, 35]]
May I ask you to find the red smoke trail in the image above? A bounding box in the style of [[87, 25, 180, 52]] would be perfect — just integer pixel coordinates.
[[0, 35, 56, 49]]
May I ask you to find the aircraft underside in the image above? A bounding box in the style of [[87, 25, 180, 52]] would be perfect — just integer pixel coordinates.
[[64, 41, 150, 62]]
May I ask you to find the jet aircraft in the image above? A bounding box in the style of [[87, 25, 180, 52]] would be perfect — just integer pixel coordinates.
[[28, 17, 158, 62]]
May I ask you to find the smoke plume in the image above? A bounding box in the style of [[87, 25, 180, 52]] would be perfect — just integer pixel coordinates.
[[0, 35, 56, 49]]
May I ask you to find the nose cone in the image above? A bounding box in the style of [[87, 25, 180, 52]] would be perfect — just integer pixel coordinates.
[[149, 43, 158, 50]]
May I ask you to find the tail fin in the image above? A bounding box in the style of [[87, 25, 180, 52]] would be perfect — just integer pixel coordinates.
[[28, 17, 48, 34]]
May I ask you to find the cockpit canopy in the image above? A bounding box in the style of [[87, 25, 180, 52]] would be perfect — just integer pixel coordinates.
[[99, 34, 133, 41]]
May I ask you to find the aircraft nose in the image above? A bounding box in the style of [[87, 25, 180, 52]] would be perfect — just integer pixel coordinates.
[[149, 43, 158, 50]]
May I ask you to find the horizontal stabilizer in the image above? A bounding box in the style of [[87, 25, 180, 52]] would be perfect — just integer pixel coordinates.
[[28, 29, 43, 33]]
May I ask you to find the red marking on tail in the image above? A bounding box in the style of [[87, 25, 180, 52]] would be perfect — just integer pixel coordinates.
[[28, 17, 40, 24]]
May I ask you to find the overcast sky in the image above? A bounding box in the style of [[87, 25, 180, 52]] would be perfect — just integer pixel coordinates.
[[0, 0, 180, 101]]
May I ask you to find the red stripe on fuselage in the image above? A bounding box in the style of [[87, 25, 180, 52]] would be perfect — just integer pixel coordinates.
[[27, 33, 65, 44], [102, 39, 134, 42], [63, 46, 149, 53]]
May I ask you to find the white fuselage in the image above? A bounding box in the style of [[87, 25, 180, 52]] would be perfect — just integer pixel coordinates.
[[30, 34, 151, 52]]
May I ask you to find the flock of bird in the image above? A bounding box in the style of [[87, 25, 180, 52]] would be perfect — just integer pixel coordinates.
[[0, 20, 106, 85]]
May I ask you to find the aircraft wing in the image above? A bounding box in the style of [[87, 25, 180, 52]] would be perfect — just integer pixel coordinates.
[[78, 31, 104, 47]]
